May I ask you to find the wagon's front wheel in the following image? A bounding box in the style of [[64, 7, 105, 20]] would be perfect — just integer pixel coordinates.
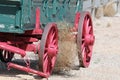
[[74, 12, 95, 68], [39, 23, 58, 76]]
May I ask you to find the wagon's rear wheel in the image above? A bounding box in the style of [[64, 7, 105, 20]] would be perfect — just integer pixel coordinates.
[[0, 50, 14, 63], [39, 23, 58, 76], [74, 12, 95, 67]]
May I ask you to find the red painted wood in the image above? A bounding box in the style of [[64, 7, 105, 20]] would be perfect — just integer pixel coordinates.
[[8, 62, 48, 78], [0, 42, 26, 57]]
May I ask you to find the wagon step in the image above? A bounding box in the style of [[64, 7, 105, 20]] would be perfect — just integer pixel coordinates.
[[8, 62, 48, 78], [0, 42, 26, 57]]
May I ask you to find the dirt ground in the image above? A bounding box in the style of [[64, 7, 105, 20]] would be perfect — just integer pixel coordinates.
[[0, 13, 120, 80]]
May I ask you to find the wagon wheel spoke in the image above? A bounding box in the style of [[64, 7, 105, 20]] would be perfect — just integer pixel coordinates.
[[51, 56, 56, 68], [88, 26, 92, 34], [86, 45, 91, 53], [52, 40, 57, 45], [46, 30, 54, 46], [84, 18, 90, 35], [3, 51, 7, 59], [82, 42, 85, 50], [49, 30, 55, 43], [87, 45, 92, 56], [43, 51, 48, 60], [43, 54, 49, 73], [86, 45, 92, 62], [82, 47, 86, 60], [86, 19, 90, 34], [50, 34, 56, 46], [0, 49, 14, 63]]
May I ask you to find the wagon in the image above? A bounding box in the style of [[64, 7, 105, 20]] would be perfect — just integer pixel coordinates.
[[0, 0, 95, 78]]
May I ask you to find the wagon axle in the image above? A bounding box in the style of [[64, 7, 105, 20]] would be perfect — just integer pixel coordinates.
[[0, 42, 48, 77], [0, 0, 95, 78]]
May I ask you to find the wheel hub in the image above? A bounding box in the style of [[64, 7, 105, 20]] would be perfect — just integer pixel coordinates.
[[85, 35, 95, 45], [47, 45, 57, 57]]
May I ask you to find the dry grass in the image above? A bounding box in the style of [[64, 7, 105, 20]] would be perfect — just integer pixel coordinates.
[[54, 22, 78, 72]]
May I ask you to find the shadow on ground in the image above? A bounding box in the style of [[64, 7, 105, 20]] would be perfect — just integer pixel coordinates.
[[0, 59, 79, 80], [0, 59, 43, 80]]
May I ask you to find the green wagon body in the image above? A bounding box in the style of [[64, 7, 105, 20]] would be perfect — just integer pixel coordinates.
[[0, 0, 83, 33]]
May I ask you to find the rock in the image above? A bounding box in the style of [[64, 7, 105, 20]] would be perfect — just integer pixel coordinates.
[[95, 6, 104, 19], [103, 1, 117, 17]]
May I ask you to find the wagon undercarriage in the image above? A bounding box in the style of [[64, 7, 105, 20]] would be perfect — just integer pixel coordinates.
[[0, 0, 95, 78], [0, 8, 58, 77]]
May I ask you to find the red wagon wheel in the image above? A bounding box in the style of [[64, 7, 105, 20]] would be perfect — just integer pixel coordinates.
[[74, 12, 95, 68], [0, 50, 14, 63], [39, 23, 58, 76]]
